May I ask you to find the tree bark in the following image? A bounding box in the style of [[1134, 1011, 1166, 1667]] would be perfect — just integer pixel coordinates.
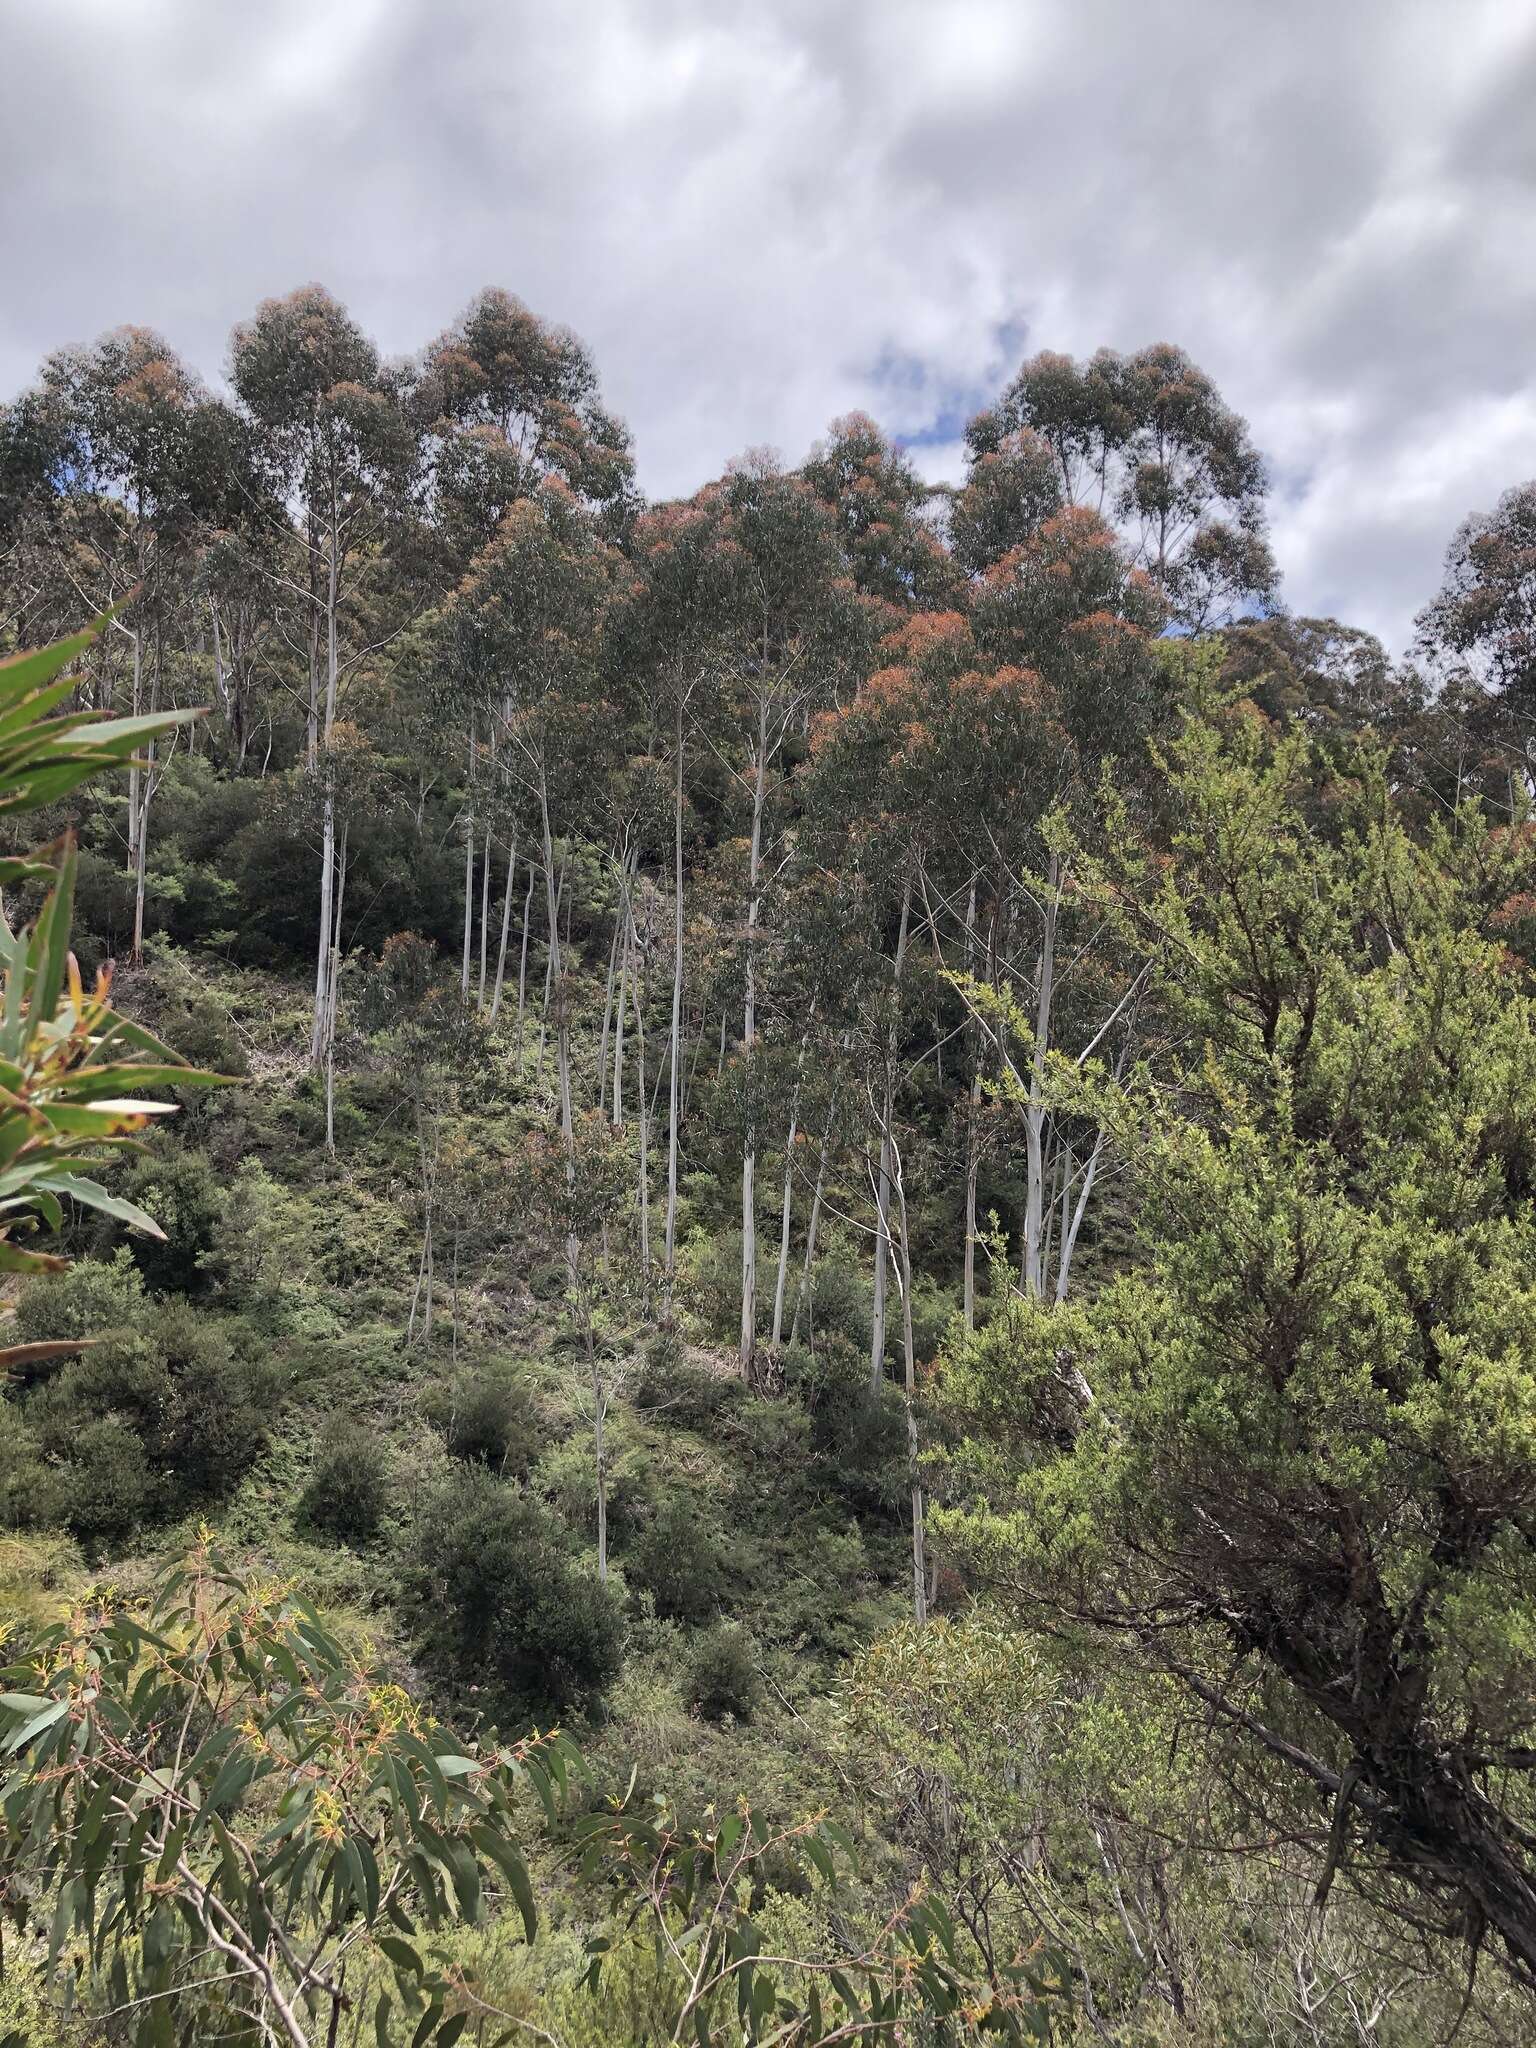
[[870, 877, 912, 1394], [477, 829, 492, 1009], [515, 861, 534, 1061], [1022, 852, 1061, 1299], [962, 873, 980, 1330], [460, 720, 475, 1004], [490, 835, 517, 1023], [891, 1133, 927, 1625], [789, 1070, 839, 1350], [626, 891, 652, 1282], [664, 701, 686, 1317], [309, 533, 340, 1068], [596, 887, 621, 1108], [770, 1022, 811, 1351], [324, 824, 348, 1157], [739, 698, 770, 1382]]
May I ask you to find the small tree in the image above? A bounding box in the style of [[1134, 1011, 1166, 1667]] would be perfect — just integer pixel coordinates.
[[513, 1111, 632, 1580], [938, 698, 1536, 1992]]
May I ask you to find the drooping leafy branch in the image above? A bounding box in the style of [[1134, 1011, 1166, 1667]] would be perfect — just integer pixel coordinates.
[[0, 1536, 566, 2048], [0, 614, 220, 1313]]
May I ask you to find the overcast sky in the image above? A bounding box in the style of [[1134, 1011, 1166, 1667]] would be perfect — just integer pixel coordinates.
[[5, 0, 1535, 651]]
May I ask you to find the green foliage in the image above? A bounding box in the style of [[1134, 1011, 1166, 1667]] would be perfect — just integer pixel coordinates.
[[47, 1415, 154, 1551], [685, 1621, 762, 1722], [574, 1791, 1066, 2043], [0, 1540, 563, 2048], [625, 1491, 731, 1622], [938, 705, 1536, 1986], [632, 1329, 743, 1427], [0, 619, 220, 1291], [0, 1414, 58, 1530], [14, 1280, 273, 1548], [200, 1157, 293, 1310], [11, 1243, 144, 1344], [405, 1467, 626, 1723], [107, 1146, 225, 1293], [298, 1418, 390, 1547], [783, 1338, 907, 1508], [424, 1365, 546, 1473]]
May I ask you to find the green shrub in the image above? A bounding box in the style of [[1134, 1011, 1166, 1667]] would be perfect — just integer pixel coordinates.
[[201, 1159, 294, 1310], [23, 1290, 274, 1536], [632, 1332, 741, 1428], [108, 1149, 226, 1295], [626, 1494, 729, 1623], [800, 1250, 871, 1354], [685, 1622, 761, 1722], [12, 1249, 144, 1345], [527, 1257, 568, 1303], [149, 1301, 277, 1500], [783, 1339, 905, 1510], [685, 1228, 773, 1344], [30, 1328, 172, 1465], [57, 1418, 156, 1552], [299, 1422, 390, 1547], [136, 947, 250, 1076], [404, 1467, 625, 1723], [0, 1413, 59, 1530], [423, 1369, 544, 1473], [908, 1272, 958, 1364]]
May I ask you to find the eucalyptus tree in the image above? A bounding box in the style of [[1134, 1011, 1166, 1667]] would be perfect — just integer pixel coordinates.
[[801, 410, 961, 613], [612, 495, 736, 1312], [1415, 482, 1536, 802], [948, 425, 1064, 576], [10, 330, 223, 958], [230, 286, 421, 1067], [970, 343, 1276, 628], [967, 506, 1165, 1301], [415, 287, 636, 1008], [449, 483, 632, 1177], [0, 387, 67, 649], [703, 455, 866, 1380]]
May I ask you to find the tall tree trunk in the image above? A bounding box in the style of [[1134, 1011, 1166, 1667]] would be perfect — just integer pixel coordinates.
[[130, 741, 152, 967], [309, 537, 340, 1068], [891, 1134, 927, 1625], [739, 703, 770, 1382], [626, 893, 652, 1282], [305, 521, 321, 771], [1056, 1133, 1106, 1302], [589, 1332, 608, 1583], [538, 774, 577, 1278], [1022, 853, 1061, 1299], [611, 863, 629, 1126], [596, 888, 622, 1107], [490, 835, 517, 1023], [516, 862, 534, 1060], [477, 834, 492, 1009], [129, 620, 161, 966], [125, 627, 142, 865], [460, 721, 475, 1004], [324, 824, 348, 1157], [963, 873, 981, 1331], [789, 1071, 838, 1350], [664, 703, 686, 1318], [870, 878, 912, 1395], [770, 1022, 811, 1350]]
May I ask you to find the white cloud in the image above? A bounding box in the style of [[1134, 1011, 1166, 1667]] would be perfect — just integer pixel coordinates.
[[3, 0, 1533, 650]]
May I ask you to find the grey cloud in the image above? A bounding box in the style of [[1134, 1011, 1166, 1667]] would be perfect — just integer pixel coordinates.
[[3, 0, 1534, 649]]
